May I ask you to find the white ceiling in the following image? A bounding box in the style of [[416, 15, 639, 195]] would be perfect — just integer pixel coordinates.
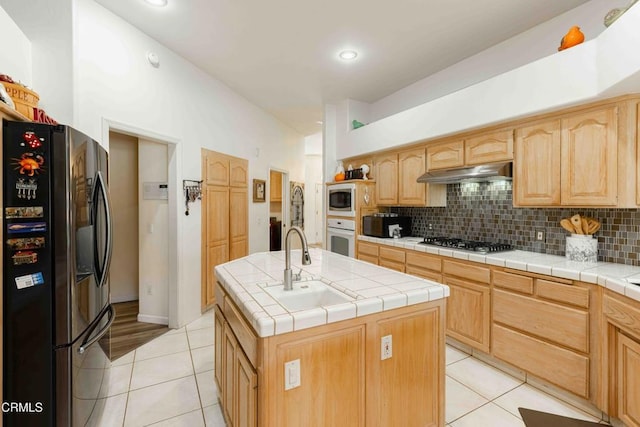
[[94, 0, 589, 136]]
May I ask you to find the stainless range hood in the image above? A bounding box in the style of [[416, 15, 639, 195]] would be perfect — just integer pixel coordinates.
[[417, 162, 512, 184]]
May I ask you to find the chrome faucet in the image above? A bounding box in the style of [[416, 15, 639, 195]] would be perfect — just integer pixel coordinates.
[[284, 226, 312, 291]]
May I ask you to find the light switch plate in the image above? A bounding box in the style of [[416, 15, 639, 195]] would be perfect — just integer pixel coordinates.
[[284, 359, 301, 390]]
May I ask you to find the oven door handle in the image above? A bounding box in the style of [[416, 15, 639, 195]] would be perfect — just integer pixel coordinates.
[[78, 303, 115, 354], [327, 227, 355, 236]]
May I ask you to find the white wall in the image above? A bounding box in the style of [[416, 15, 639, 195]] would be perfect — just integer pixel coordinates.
[[73, 0, 305, 325], [0, 5, 32, 85], [303, 132, 323, 244], [0, 0, 74, 124], [368, 0, 630, 122], [138, 139, 169, 324]]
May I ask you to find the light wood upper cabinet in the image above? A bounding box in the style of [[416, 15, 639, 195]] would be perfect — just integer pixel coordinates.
[[465, 129, 514, 165], [561, 107, 618, 206], [375, 149, 446, 207], [374, 152, 399, 205], [426, 140, 464, 170], [514, 106, 618, 207], [398, 148, 427, 205], [514, 120, 561, 206]]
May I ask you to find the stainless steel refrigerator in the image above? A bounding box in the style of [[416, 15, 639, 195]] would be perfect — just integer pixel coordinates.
[[3, 121, 115, 426]]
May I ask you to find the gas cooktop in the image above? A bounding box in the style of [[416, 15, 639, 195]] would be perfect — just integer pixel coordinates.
[[418, 237, 513, 254]]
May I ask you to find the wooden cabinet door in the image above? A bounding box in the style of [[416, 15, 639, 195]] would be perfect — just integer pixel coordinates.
[[230, 158, 248, 187], [443, 276, 490, 352], [514, 120, 561, 206], [235, 349, 258, 427], [223, 324, 238, 425], [273, 326, 365, 426], [561, 107, 617, 206], [617, 333, 640, 427], [426, 140, 464, 170], [230, 188, 248, 260], [204, 186, 230, 307], [398, 148, 427, 205], [374, 307, 443, 427], [214, 306, 225, 392], [465, 129, 514, 165], [204, 153, 230, 186], [269, 170, 282, 201], [374, 153, 398, 205]]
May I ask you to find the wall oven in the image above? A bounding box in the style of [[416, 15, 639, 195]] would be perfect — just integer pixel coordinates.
[[327, 218, 355, 258], [327, 183, 356, 217]]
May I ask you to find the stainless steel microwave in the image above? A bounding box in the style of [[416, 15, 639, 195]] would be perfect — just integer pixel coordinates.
[[327, 183, 356, 217]]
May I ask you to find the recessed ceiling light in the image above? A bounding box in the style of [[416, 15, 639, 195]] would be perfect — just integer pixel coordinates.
[[145, 0, 168, 7], [338, 50, 358, 60]]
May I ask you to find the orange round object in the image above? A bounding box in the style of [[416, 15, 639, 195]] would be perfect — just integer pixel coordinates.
[[558, 26, 585, 51], [334, 172, 345, 181]]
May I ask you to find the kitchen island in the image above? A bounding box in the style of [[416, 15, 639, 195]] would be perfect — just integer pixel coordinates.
[[214, 248, 449, 427]]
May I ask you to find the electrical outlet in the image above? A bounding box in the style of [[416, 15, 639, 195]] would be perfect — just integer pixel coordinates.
[[381, 335, 392, 360], [536, 230, 545, 241], [147, 285, 153, 296], [284, 359, 301, 390]]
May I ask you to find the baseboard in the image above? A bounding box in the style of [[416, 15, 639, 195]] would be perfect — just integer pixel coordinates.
[[137, 313, 169, 325], [111, 294, 139, 303]]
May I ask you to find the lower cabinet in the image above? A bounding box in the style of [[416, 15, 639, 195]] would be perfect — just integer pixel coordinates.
[[378, 246, 405, 272], [492, 270, 592, 399], [442, 260, 491, 353], [603, 292, 640, 426], [214, 303, 258, 427]]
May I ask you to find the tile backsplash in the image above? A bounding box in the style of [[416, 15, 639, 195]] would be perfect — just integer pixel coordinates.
[[391, 181, 640, 266]]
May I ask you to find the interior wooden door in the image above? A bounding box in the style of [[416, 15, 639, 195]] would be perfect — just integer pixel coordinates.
[[230, 187, 248, 260], [204, 185, 230, 307]]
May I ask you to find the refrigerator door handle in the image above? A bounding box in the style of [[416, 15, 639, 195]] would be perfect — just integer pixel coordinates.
[[78, 304, 114, 354], [92, 171, 113, 288]]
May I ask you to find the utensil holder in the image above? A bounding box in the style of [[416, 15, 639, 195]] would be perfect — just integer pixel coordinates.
[[565, 234, 597, 262]]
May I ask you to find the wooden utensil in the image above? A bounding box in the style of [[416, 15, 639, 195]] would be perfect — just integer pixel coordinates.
[[581, 217, 590, 235], [560, 218, 575, 233], [570, 214, 583, 234], [589, 221, 601, 234]]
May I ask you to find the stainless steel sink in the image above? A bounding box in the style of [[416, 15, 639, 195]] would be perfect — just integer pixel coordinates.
[[264, 280, 354, 311]]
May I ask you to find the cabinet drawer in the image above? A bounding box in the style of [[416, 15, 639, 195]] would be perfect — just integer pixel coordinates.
[[493, 289, 588, 353], [604, 293, 640, 339], [358, 242, 379, 257], [358, 254, 379, 265], [443, 260, 490, 284], [223, 295, 258, 367], [406, 251, 441, 272], [536, 280, 589, 309], [379, 259, 405, 272], [379, 246, 405, 263], [405, 265, 442, 283], [493, 270, 533, 294], [493, 324, 589, 398]]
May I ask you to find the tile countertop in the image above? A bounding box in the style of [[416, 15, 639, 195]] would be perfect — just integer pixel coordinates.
[[359, 235, 640, 304], [214, 248, 450, 338]]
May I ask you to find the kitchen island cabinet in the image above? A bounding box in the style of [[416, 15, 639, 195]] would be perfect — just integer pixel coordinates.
[[214, 249, 447, 427], [602, 290, 640, 427]]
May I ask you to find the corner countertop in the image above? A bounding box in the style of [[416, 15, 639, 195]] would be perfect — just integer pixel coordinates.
[[214, 248, 449, 338], [359, 235, 640, 303]]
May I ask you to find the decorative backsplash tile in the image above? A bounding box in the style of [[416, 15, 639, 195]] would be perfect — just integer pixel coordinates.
[[391, 181, 640, 266]]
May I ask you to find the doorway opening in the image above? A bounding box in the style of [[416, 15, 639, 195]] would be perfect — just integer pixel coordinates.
[[102, 119, 180, 357], [269, 169, 288, 251]]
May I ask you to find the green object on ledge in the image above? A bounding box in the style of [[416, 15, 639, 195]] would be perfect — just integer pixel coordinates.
[[352, 120, 365, 129]]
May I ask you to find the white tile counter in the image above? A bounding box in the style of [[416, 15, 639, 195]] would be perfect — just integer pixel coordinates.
[[359, 235, 640, 303], [214, 248, 449, 338]]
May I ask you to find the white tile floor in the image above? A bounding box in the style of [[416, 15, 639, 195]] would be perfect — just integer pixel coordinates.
[[95, 310, 610, 426]]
